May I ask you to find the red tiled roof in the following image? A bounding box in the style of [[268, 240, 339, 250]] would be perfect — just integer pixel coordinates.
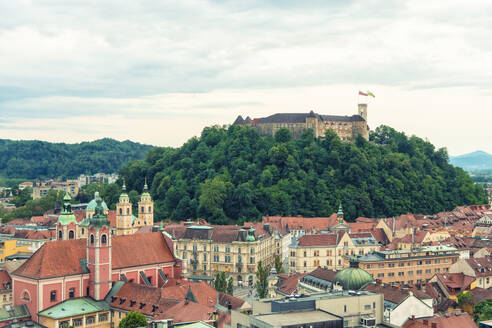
[[0, 270, 12, 290], [159, 300, 215, 324], [435, 273, 475, 295], [218, 293, 246, 310], [306, 267, 336, 282], [5, 218, 31, 225], [347, 222, 377, 232], [297, 234, 338, 247], [470, 287, 492, 304], [161, 280, 217, 307], [262, 214, 338, 233], [402, 313, 477, 328], [110, 283, 171, 316], [465, 256, 492, 277], [277, 273, 306, 295], [363, 283, 431, 305], [13, 232, 176, 279]]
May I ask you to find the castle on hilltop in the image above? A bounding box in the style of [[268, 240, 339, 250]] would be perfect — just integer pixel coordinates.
[[233, 103, 369, 141]]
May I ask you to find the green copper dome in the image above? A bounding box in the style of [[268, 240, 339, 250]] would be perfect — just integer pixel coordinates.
[[58, 192, 77, 226], [87, 192, 108, 211], [89, 198, 110, 228], [245, 227, 256, 242], [333, 259, 373, 291]]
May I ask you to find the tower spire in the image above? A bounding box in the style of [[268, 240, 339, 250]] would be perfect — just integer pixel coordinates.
[[143, 178, 148, 191], [122, 178, 127, 193]]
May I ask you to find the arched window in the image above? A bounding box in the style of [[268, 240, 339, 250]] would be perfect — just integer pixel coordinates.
[[148, 206, 152, 213], [126, 208, 130, 215], [58, 230, 62, 240], [119, 208, 122, 215], [101, 234, 107, 244], [90, 234, 95, 244], [68, 230, 75, 239], [81, 228, 85, 235], [21, 290, 30, 302], [141, 206, 144, 213]]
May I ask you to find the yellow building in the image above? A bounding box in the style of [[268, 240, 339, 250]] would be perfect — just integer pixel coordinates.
[[289, 231, 380, 273], [165, 223, 278, 284], [114, 181, 153, 236], [0, 240, 31, 263], [38, 298, 110, 328]]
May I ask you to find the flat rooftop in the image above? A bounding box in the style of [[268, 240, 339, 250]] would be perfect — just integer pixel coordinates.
[[255, 310, 339, 326]]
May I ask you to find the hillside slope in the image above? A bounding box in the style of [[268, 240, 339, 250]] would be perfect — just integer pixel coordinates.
[[0, 138, 153, 179], [450, 150, 492, 171], [120, 125, 486, 223]]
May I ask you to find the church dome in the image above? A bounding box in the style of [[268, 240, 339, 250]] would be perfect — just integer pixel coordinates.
[[333, 258, 373, 291], [87, 192, 108, 211]]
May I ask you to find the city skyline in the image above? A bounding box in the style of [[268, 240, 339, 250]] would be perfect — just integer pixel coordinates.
[[1, 1, 491, 155]]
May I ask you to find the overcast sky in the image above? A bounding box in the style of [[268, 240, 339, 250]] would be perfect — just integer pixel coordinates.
[[0, 0, 491, 156]]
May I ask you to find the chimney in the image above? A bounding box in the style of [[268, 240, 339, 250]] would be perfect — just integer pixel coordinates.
[[411, 315, 415, 321]]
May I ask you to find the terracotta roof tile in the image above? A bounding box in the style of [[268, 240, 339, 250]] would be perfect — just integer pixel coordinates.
[[465, 256, 492, 277], [435, 273, 475, 295], [277, 273, 306, 295], [306, 267, 337, 282], [161, 280, 217, 307], [218, 292, 246, 310], [297, 234, 338, 247], [0, 270, 12, 290], [363, 283, 431, 305], [13, 232, 176, 279], [402, 313, 477, 328]]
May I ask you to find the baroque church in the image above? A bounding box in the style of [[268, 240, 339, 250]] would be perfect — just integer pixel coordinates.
[[55, 181, 154, 241]]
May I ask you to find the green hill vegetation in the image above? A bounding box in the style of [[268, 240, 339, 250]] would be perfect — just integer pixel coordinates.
[[0, 138, 152, 179], [120, 125, 486, 224]]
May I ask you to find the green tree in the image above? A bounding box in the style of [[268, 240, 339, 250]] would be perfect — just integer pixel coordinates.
[[12, 187, 33, 207], [255, 261, 269, 299], [227, 276, 234, 295], [274, 255, 284, 273], [214, 272, 227, 293], [118, 311, 147, 328], [474, 299, 492, 322], [457, 291, 472, 308]]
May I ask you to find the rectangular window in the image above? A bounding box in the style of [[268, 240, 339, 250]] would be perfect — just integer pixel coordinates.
[[408, 271, 414, 275], [73, 318, 82, 327], [398, 272, 404, 276], [425, 269, 431, 274], [203, 254, 207, 261], [204, 264, 207, 271], [344, 305, 347, 313], [226, 247, 231, 253], [193, 245, 197, 251], [378, 263, 385, 268], [60, 321, 69, 328], [86, 316, 95, 324], [435, 268, 440, 273], [250, 248, 255, 254], [291, 251, 295, 257], [304, 261, 307, 267], [417, 270, 422, 275], [388, 272, 395, 277], [314, 260, 320, 267], [214, 246, 219, 252], [50, 290, 57, 302], [238, 247, 241, 254], [388, 263, 395, 268], [377, 273, 384, 278], [398, 263, 404, 267], [364, 304, 371, 310], [425, 260, 431, 264], [304, 251, 307, 257], [69, 288, 75, 298], [250, 257, 255, 264], [99, 313, 108, 322]]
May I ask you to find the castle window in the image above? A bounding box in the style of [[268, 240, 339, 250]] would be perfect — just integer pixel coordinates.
[[119, 208, 122, 215], [101, 234, 107, 244], [90, 234, 95, 244], [58, 230, 62, 239], [68, 230, 75, 239], [50, 290, 57, 302]]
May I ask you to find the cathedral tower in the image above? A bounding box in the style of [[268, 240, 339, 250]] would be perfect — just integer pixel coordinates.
[[56, 193, 77, 240], [116, 181, 134, 235], [137, 180, 154, 228], [87, 198, 112, 300]]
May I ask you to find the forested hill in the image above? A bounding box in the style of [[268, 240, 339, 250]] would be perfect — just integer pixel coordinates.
[[0, 138, 152, 179], [120, 125, 486, 223]]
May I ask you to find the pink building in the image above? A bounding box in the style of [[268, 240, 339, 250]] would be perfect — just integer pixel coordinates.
[[11, 199, 181, 322]]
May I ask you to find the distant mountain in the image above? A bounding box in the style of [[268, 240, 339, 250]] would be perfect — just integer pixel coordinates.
[[450, 150, 492, 171], [0, 138, 153, 179]]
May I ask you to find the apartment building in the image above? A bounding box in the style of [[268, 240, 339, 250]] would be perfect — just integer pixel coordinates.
[[289, 232, 379, 273], [356, 245, 459, 285], [164, 223, 280, 284]]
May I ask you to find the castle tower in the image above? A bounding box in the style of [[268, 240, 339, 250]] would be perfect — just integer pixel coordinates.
[[358, 103, 368, 121], [56, 192, 77, 240], [87, 198, 112, 300], [116, 181, 134, 236], [137, 180, 154, 228]]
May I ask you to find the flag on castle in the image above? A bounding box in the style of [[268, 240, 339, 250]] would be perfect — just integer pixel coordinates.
[[359, 91, 368, 96], [367, 91, 375, 98]]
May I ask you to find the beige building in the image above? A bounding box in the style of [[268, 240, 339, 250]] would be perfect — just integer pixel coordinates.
[[449, 256, 492, 289], [357, 245, 460, 285], [233, 104, 369, 141], [230, 290, 383, 328], [164, 223, 278, 284], [289, 231, 380, 273]]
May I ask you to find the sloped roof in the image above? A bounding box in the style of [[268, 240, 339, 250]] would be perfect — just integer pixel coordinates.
[[465, 256, 492, 277], [13, 232, 176, 279], [306, 267, 337, 282], [161, 280, 217, 307], [435, 273, 475, 295], [277, 273, 306, 295], [402, 313, 477, 328], [363, 283, 432, 305], [0, 270, 11, 290], [218, 292, 247, 310], [297, 234, 338, 247]]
